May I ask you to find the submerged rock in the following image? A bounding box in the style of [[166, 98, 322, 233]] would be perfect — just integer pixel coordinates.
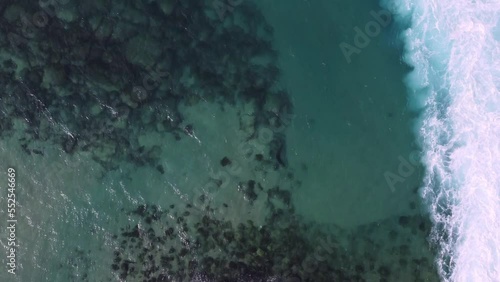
[[0, 0, 295, 176], [62, 135, 77, 154], [220, 156, 231, 167]]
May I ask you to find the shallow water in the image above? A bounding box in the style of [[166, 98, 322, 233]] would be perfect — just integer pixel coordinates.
[[0, 0, 452, 281]]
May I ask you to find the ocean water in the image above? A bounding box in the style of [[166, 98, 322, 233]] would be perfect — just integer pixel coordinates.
[[0, 0, 497, 282]]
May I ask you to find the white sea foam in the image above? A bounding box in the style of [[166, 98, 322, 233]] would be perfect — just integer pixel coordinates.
[[380, 0, 500, 281]]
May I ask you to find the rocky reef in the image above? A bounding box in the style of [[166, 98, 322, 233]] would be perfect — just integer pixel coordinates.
[[112, 198, 439, 281], [0, 0, 288, 171]]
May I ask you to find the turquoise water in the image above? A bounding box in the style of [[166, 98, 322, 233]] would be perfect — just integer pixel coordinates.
[[0, 0, 497, 281]]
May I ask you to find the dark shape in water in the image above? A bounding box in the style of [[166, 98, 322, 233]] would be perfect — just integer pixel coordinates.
[[133, 205, 147, 216], [220, 156, 232, 167], [165, 227, 174, 237], [32, 149, 44, 156], [276, 140, 288, 167], [122, 225, 140, 238], [399, 216, 410, 226], [62, 135, 77, 154], [156, 164, 165, 174], [184, 124, 194, 136]]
